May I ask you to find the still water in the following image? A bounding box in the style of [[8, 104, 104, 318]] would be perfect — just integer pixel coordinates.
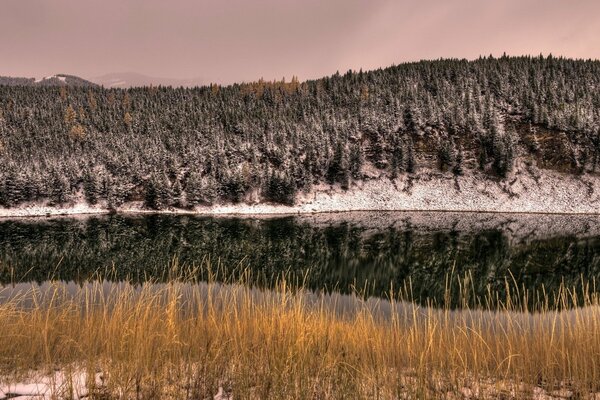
[[1, 212, 600, 308]]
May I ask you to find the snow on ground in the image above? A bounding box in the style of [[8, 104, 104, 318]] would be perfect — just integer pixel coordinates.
[[0, 202, 110, 218], [0, 369, 231, 400], [1, 165, 600, 219], [200, 165, 600, 215], [0, 370, 103, 400], [0, 367, 591, 400]]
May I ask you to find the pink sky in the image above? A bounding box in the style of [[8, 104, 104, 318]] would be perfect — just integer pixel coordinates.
[[1, 0, 599, 84]]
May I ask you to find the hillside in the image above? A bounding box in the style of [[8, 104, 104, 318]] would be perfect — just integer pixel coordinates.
[[0, 74, 98, 88], [1, 55, 600, 214], [92, 72, 204, 88]]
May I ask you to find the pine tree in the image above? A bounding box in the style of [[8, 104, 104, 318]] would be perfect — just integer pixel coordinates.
[[184, 171, 203, 207], [171, 180, 183, 207], [453, 146, 464, 175], [349, 143, 363, 180], [50, 172, 70, 205], [83, 171, 100, 205], [390, 137, 404, 179], [438, 139, 455, 172], [144, 175, 171, 210], [327, 141, 346, 185], [406, 138, 416, 173], [265, 170, 296, 205]]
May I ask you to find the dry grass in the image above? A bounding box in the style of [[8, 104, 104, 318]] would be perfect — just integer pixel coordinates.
[[0, 270, 600, 399]]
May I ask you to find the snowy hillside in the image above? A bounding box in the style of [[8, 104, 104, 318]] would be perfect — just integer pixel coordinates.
[[0, 74, 97, 87], [1, 55, 600, 214]]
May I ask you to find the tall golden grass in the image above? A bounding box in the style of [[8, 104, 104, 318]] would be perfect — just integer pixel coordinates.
[[0, 270, 599, 399]]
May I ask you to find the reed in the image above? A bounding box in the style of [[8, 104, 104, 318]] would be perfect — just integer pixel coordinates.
[[0, 269, 599, 399]]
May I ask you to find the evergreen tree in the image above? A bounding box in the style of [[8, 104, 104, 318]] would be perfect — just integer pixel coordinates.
[[50, 172, 70, 205], [406, 138, 416, 173], [327, 141, 349, 188], [349, 143, 363, 180], [453, 146, 464, 176], [390, 137, 404, 179], [264, 170, 297, 205], [438, 139, 455, 172], [83, 171, 100, 205]]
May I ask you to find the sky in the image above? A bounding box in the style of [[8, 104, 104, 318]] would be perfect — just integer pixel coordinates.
[[1, 0, 599, 84]]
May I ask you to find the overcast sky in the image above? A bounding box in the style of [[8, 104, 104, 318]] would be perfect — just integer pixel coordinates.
[[1, 0, 599, 84]]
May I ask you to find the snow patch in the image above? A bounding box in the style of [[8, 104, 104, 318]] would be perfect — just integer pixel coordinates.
[[0, 370, 103, 400], [197, 167, 600, 215], [0, 202, 109, 218], [107, 79, 127, 87], [2, 167, 600, 218]]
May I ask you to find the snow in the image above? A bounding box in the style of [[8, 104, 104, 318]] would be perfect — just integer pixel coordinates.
[[32, 75, 67, 84], [0, 370, 103, 399], [108, 79, 127, 87], [0, 368, 232, 399], [0, 202, 110, 218], [1, 165, 600, 218], [0, 362, 593, 399], [186, 165, 600, 215]]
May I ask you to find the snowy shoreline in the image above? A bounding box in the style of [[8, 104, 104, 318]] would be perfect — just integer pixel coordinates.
[[2, 166, 600, 219]]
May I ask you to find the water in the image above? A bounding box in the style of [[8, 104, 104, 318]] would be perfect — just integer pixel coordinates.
[[1, 212, 600, 308]]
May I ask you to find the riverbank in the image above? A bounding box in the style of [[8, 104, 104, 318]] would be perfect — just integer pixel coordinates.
[[1, 278, 600, 399], [2, 165, 600, 218]]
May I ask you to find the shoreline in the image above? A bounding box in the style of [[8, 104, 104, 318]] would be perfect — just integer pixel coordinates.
[[5, 206, 600, 220], [3, 166, 600, 219]]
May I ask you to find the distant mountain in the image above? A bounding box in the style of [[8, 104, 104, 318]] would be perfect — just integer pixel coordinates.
[[91, 72, 204, 88], [0, 74, 98, 88]]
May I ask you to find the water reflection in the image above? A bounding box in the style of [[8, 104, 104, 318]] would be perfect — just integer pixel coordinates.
[[1, 212, 600, 308]]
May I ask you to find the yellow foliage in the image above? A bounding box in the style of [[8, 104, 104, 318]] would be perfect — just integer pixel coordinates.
[[69, 124, 86, 140], [360, 84, 370, 101], [122, 92, 131, 110], [239, 75, 303, 99], [124, 112, 133, 127], [64, 105, 77, 125]]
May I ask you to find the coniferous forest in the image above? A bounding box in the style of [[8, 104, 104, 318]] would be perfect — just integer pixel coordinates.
[[1, 55, 600, 209]]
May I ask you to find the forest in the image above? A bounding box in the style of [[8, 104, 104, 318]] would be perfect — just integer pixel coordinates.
[[1, 55, 600, 209]]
